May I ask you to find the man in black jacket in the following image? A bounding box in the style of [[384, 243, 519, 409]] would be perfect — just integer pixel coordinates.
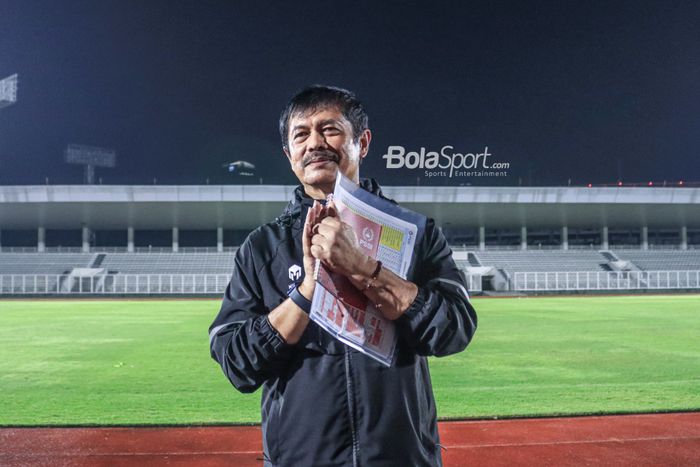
[[209, 85, 477, 466]]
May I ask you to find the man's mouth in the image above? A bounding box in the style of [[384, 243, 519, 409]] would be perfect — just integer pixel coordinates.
[[303, 152, 338, 167], [307, 159, 334, 166]]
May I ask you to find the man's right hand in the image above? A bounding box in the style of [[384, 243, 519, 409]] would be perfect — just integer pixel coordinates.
[[267, 201, 327, 345], [300, 200, 325, 299]]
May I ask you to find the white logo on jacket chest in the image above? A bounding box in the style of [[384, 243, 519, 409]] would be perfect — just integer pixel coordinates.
[[288, 264, 302, 281]]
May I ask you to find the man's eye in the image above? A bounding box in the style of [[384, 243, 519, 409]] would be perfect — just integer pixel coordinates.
[[294, 132, 308, 139], [323, 127, 339, 134]]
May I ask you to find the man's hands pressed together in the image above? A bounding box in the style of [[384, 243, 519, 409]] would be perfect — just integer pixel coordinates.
[[308, 199, 419, 321], [309, 200, 370, 278], [265, 202, 324, 345], [269, 196, 420, 344], [298, 200, 325, 301]]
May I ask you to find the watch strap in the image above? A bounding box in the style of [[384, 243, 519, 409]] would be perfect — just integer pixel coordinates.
[[288, 285, 312, 314]]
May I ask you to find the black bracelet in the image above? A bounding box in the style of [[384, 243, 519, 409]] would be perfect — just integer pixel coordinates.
[[362, 260, 383, 291], [288, 285, 312, 314]]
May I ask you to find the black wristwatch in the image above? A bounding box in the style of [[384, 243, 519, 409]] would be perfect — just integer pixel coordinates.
[[288, 285, 312, 314]]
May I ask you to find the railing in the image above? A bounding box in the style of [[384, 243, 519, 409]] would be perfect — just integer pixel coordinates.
[[0, 247, 87, 253], [3, 270, 699, 295], [0, 274, 231, 295], [0, 272, 482, 296], [610, 244, 700, 250], [512, 270, 700, 291], [2, 245, 697, 253], [0, 246, 239, 253], [449, 244, 700, 252], [102, 247, 239, 253]]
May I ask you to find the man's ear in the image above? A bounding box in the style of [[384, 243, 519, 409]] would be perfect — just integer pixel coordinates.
[[359, 129, 372, 160], [283, 147, 292, 163]]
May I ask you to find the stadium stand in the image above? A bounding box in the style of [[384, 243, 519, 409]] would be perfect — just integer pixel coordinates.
[[0, 252, 237, 275], [1, 248, 699, 295], [99, 253, 235, 275], [615, 250, 700, 271], [456, 248, 700, 292], [1, 184, 698, 294], [0, 252, 236, 295], [0, 253, 93, 274], [472, 250, 609, 272]]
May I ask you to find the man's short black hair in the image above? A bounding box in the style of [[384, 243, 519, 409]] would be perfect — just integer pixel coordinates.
[[279, 85, 368, 149]]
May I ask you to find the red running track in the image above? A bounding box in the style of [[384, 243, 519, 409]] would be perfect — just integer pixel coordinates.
[[1, 412, 699, 466]]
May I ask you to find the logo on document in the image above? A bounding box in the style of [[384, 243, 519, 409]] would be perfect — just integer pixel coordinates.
[[359, 226, 377, 251]]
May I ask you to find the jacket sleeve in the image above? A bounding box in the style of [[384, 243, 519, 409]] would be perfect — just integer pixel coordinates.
[[395, 219, 477, 357], [209, 237, 294, 393]]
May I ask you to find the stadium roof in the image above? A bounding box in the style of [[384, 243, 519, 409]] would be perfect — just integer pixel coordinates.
[[1, 185, 699, 230]]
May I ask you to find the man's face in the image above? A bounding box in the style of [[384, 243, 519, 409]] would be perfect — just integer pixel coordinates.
[[284, 106, 371, 198]]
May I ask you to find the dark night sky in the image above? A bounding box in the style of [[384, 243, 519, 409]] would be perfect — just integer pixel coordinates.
[[1, 0, 699, 187]]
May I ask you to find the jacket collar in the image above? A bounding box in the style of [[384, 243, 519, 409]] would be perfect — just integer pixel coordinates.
[[275, 178, 386, 228]]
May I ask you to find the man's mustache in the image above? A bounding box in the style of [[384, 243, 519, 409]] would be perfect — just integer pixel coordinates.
[[303, 150, 339, 167]]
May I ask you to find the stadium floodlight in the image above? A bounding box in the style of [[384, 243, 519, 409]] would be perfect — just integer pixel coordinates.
[[65, 144, 117, 184], [0, 74, 18, 109], [223, 160, 256, 176]]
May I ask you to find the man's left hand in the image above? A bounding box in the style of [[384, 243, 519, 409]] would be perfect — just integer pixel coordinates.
[[310, 210, 370, 278]]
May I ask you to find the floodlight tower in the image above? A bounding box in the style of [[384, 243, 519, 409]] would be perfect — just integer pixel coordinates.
[[64, 144, 116, 184], [223, 160, 256, 176], [0, 74, 18, 109]]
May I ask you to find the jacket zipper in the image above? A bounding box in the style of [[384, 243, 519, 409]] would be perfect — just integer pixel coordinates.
[[344, 347, 359, 467]]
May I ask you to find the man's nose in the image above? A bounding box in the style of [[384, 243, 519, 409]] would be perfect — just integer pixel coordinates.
[[306, 129, 328, 150]]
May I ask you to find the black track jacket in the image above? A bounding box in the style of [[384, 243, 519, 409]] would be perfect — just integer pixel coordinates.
[[209, 179, 477, 467]]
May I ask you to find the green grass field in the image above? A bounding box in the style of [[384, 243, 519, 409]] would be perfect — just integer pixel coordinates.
[[1, 295, 699, 425]]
